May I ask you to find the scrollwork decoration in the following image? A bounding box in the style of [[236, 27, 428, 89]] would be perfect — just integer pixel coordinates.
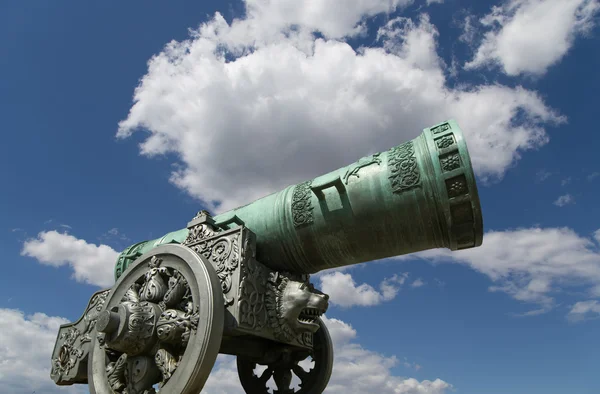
[[388, 141, 421, 193], [184, 219, 221, 245], [80, 290, 109, 343], [50, 327, 83, 379], [51, 289, 110, 384], [238, 259, 268, 331], [187, 232, 240, 306], [291, 180, 314, 227], [183, 212, 243, 306]]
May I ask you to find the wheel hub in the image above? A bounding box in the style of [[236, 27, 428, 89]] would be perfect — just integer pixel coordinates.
[[97, 301, 162, 356]]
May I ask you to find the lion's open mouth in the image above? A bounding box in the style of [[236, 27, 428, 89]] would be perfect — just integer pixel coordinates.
[[298, 307, 325, 327]]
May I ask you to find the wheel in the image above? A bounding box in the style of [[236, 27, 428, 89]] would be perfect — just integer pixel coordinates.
[[236, 317, 333, 394], [88, 244, 224, 394]]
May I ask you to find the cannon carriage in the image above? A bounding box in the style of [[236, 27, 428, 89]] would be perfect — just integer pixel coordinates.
[[50, 120, 483, 394]]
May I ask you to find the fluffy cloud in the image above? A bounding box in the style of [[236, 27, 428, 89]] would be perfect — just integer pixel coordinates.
[[411, 278, 425, 288], [0, 311, 447, 394], [554, 193, 575, 206], [0, 309, 84, 394], [21, 231, 118, 288], [203, 315, 452, 394], [465, 0, 600, 76], [201, 355, 246, 394], [240, 0, 413, 40], [567, 300, 600, 321], [117, 1, 563, 212], [319, 272, 409, 307], [406, 227, 600, 312]]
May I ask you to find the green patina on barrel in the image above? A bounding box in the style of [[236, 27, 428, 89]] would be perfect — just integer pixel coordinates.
[[115, 120, 483, 280]]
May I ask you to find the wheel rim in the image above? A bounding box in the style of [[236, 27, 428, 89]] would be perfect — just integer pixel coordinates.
[[89, 244, 224, 394], [237, 317, 333, 394]]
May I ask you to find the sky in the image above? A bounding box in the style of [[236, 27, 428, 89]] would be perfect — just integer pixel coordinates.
[[1, 0, 600, 393]]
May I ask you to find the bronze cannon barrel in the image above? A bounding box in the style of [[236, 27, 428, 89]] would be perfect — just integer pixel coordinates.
[[114, 120, 483, 278]]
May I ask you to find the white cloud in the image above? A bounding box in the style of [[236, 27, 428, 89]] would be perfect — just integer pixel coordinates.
[[0, 309, 449, 394], [404, 359, 423, 371], [240, 0, 413, 40], [202, 355, 246, 394], [458, 14, 477, 44], [411, 278, 425, 287], [21, 231, 118, 288], [567, 300, 600, 321], [99, 227, 131, 245], [535, 169, 552, 182], [588, 171, 600, 181], [319, 272, 408, 307], [203, 315, 452, 394], [465, 0, 600, 76], [117, 2, 564, 212], [406, 227, 600, 311], [321, 315, 359, 345], [554, 193, 575, 206], [0, 309, 84, 394]]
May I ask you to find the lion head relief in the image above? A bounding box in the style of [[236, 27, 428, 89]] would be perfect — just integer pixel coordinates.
[[265, 272, 329, 342]]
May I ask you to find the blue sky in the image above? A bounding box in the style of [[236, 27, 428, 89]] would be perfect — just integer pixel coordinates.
[[1, 0, 600, 393]]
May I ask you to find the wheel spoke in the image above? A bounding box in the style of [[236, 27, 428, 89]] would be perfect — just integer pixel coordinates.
[[257, 366, 274, 384], [273, 368, 293, 392], [106, 353, 127, 392], [155, 348, 178, 387], [292, 363, 310, 381]]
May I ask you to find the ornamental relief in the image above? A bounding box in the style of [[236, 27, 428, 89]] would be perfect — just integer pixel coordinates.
[[238, 258, 269, 331], [184, 213, 249, 307], [81, 289, 110, 343], [343, 152, 382, 184], [445, 175, 468, 198], [440, 152, 461, 173], [187, 231, 242, 306], [431, 122, 451, 134], [388, 141, 421, 193], [291, 180, 314, 227], [50, 288, 110, 384], [184, 222, 221, 245], [435, 135, 455, 150]]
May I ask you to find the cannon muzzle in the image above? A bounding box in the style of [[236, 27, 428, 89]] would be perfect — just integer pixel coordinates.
[[115, 120, 483, 277]]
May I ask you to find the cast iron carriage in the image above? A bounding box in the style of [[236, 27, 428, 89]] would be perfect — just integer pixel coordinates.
[[50, 120, 483, 393]]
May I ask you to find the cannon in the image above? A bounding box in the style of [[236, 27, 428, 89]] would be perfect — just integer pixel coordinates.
[[51, 119, 483, 394]]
